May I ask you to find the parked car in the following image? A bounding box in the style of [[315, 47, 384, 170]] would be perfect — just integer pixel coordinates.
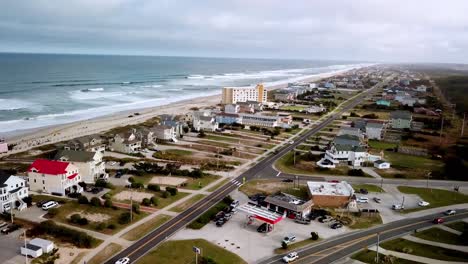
[[109, 161, 117, 166], [418, 200, 430, 207], [214, 211, 225, 222], [373, 197, 381, 203], [257, 223, 272, 233], [282, 179, 293, 183], [115, 257, 130, 264], [359, 188, 369, 194], [36, 200, 48, 208], [42, 201, 58, 211], [433, 218, 445, 224], [444, 209, 456, 216], [356, 197, 369, 203], [249, 194, 266, 202], [0, 222, 7, 228], [320, 216, 334, 223], [282, 252, 299, 263], [1, 224, 20, 235], [92, 187, 104, 194], [216, 219, 226, 227], [330, 222, 343, 229], [294, 217, 311, 225], [282, 235, 296, 244], [230, 200, 240, 208], [392, 204, 404, 210]]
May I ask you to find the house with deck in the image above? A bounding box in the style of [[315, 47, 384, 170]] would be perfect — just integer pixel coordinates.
[[0, 171, 28, 213], [54, 150, 107, 183], [109, 131, 142, 153]]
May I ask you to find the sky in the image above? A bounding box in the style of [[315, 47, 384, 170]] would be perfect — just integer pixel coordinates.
[[1, 0, 467, 63]]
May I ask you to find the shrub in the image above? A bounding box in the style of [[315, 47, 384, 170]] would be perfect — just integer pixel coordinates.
[[102, 193, 111, 200], [70, 214, 82, 224], [90, 197, 101, 207], [348, 169, 365, 176], [23, 196, 33, 207], [200, 257, 217, 264], [118, 212, 131, 224], [311, 232, 319, 240], [142, 198, 151, 206], [78, 196, 89, 204], [132, 203, 140, 214], [104, 199, 113, 208], [198, 130, 206, 138], [47, 208, 59, 218], [96, 222, 107, 231], [31, 220, 96, 248], [131, 182, 144, 189], [161, 191, 169, 198], [78, 217, 89, 225], [147, 184, 161, 192], [128, 177, 135, 183], [281, 241, 288, 249], [108, 223, 116, 230], [151, 196, 159, 206], [166, 186, 178, 196], [95, 179, 108, 188]]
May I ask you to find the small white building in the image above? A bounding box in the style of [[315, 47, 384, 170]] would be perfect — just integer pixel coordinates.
[[29, 238, 55, 253], [374, 160, 391, 169], [21, 244, 43, 258], [54, 150, 107, 184], [0, 172, 29, 213]]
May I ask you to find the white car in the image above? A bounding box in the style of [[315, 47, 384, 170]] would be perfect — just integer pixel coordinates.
[[392, 204, 405, 210], [444, 209, 456, 215], [283, 252, 299, 263], [288, 140, 294, 145], [282, 235, 296, 244], [41, 201, 58, 211], [115, 257, 130, 264], [356, 197, 369, 203], [418, 200, 430, 207]]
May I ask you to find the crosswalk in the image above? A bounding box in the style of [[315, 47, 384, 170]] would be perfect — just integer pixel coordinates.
[[230, 179, 243, 187]]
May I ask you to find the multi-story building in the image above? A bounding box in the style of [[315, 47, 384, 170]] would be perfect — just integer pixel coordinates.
[[64, 135, 106, 153], [28, 159, 83, 196], [221, 84, 267, 104], [109, 131, 142, 153], [0, 171, 28, 213], [215, 113, 241, 125], [54, 150, 107, 183], [366, 122, 385, 140], [151, 125, 176, 142], [239, 114, 278, 128], [390, 111, 412, 129]]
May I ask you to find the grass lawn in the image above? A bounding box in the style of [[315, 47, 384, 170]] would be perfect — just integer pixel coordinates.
[[88, 243, 122, 264], [381, 238, 468, 262], [413, 227, 467, 245], [48, 201, 147, 234], [153, 149, 194, 161], [31, 194, 71, 203], [352, 184, 384, 193], [137, 239, 246, 264], [70, 252, 88, 264], [169, 194, 206, 213], [446, 221, 468, 233], [352, 249, 424, 264], [368, 140, 397, 150], [207, 178, 230, 192], [349, 215, 382, 229], [205, 135, 239, 143], [121, 214, 173, 241], [183, 174, 221, 190], [198, 139, 231, 148], [384, 152, 443, 170], [274, 238, 320, 254], [155, 191, 190, 209], [397, 186, 468, 213]]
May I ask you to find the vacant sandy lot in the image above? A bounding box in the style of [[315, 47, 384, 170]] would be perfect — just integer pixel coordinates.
[[57, 246, 89, 264], [149, 176, 188, 186], [67, 211, 111, 222], [113, 190, 153, 202]]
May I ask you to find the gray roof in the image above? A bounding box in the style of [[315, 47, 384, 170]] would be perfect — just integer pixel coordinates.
[[199, 116, 213, 121], [0, 170, 10, 187], [335, 145, 366, 152], [333, 134, 361, 147], [264, 193, 313, 212], [54, 150, 96, 162], [374, 160, 388, 164], [23, 243, 42, 251], [390, 111, 412, 120], [366, 122, 384, 129]]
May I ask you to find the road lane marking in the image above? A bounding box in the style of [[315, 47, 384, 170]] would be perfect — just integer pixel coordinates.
[[276, 172, 281, 177]]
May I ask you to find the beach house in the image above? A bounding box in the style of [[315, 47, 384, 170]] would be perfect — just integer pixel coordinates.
[[215, 112, 241, 125], [365, 122, 385, 140], [0, 171, 28, 213], [151, 125, 176, 142], [54, 150, 107, 183], [63, 135, 107, 153], [221, 84, 267, 104], [27, 159, 83, 196], [390, 111, 412, 129], [109, 131, 142, 153], [239, 114, 279, 128], [193, 114, 219, 132]]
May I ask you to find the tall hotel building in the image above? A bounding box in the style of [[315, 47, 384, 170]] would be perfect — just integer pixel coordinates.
[[221, 84, 267, 104]]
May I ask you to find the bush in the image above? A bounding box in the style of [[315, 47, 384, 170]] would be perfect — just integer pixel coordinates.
[[90, 197, 101, 207], [151, 196, 159, 206], [131, 182, 144, 189], [102, 193, 111, 200], [23, 196, 33, 207], [78, 196, 89, 204], [132, 203, 140, 214], [128, 177, 135, 183], [142, 198, 151, 206], [166, 186, 178, 196], [311, 232, 319, 240], [200, 256, 217, 264], [118, 212, 131, 224], [30, 220, 96, 248], [348, 169, 365, 176], [198, 130, 206, 138], [96, 222, 107, 231], [47, 208, 59, 217], [108, 223, 116, 230], [70, 214, 82, 224], [281, 241, 288, 249], [147, 184, 161, 192], [78, 217, 89, 226], [104, 199, 113, 208], [161, 191, 169, 198]]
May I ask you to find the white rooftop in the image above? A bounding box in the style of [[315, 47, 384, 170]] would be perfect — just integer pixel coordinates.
[[307, 181, 354, 197]]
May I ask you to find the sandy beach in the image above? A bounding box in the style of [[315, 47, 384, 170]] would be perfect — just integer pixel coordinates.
[[0, 67, 359, 157]]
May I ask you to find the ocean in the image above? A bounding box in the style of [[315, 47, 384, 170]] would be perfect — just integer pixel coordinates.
[[0, 53, 366, 133]]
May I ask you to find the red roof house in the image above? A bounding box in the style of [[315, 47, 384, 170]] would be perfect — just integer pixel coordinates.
[[28, 159, 70, 175]]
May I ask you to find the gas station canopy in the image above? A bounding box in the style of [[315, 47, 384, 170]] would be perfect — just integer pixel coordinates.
[[238, 203, 284, 225]]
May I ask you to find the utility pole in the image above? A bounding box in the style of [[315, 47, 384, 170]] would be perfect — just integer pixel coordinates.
[[376, 232, 380, 263], [461, 112, 466, 137], [24, 230, 28, 264], [10, 201, 13, 223], [439, 117, 444, 144], [130, 190, 133, 223], [293, 149, 296, 165]]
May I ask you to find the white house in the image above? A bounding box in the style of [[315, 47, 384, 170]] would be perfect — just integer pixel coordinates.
[[152, 125, 176, 142], [365, 122, 385, 140], [109, 131, 142, 154], [54, 150, 107, 183], [320, 144, 368, 167], [195, 116, 219, 132], [0, 172, 29, 213], [28, 159, 83, 196], [224, 104, 240, 114], [239, 114, 279, 128], [374, 160, 391, 169]]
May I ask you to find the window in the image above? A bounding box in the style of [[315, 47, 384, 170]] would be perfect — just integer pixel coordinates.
[[42, 180, 45, 184], [34, 179, 36, 183]]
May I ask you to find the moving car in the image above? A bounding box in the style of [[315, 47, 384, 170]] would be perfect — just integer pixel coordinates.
[[282, 252, 299, 263], [433, 218, 445, 224], [418, 200, 430, 207], [282, 235, 296, 244], [373, 197, 381, 203], [444, 209, 456, 215], [42, 201, 58, 211], [356, 197, 369, 203], [115, 257, 130, 264], [392, 204, 404, 210]]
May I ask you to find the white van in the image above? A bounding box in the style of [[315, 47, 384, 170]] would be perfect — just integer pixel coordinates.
[[42, 201, 58, 211]]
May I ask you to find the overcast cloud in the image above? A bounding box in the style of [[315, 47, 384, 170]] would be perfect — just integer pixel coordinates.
[[1, 0, 467, 63]]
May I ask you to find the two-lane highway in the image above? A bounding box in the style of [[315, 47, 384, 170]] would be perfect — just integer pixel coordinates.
[[105, 75, 392, 263]]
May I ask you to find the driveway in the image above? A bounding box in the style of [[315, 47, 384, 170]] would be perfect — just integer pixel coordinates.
[[0, 229, 25, 264], [15, 206, 48, 223]]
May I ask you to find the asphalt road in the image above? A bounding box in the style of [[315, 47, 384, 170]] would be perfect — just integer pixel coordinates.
[[259, 210, 468, 264], [105, 75, 392, 263]]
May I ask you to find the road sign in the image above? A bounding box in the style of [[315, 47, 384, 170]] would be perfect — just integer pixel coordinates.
[[193, 246, 201, 254]]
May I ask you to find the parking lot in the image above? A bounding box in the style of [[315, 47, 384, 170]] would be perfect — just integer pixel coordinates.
[[0, 229, 26, 264]]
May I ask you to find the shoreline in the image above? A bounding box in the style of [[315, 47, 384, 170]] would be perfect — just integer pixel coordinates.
[[0, 66, 363, 156]]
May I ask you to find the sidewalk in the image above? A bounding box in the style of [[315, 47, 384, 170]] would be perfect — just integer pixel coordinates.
[[368, 245, 467, 264], [403, 235, 468, 253]]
